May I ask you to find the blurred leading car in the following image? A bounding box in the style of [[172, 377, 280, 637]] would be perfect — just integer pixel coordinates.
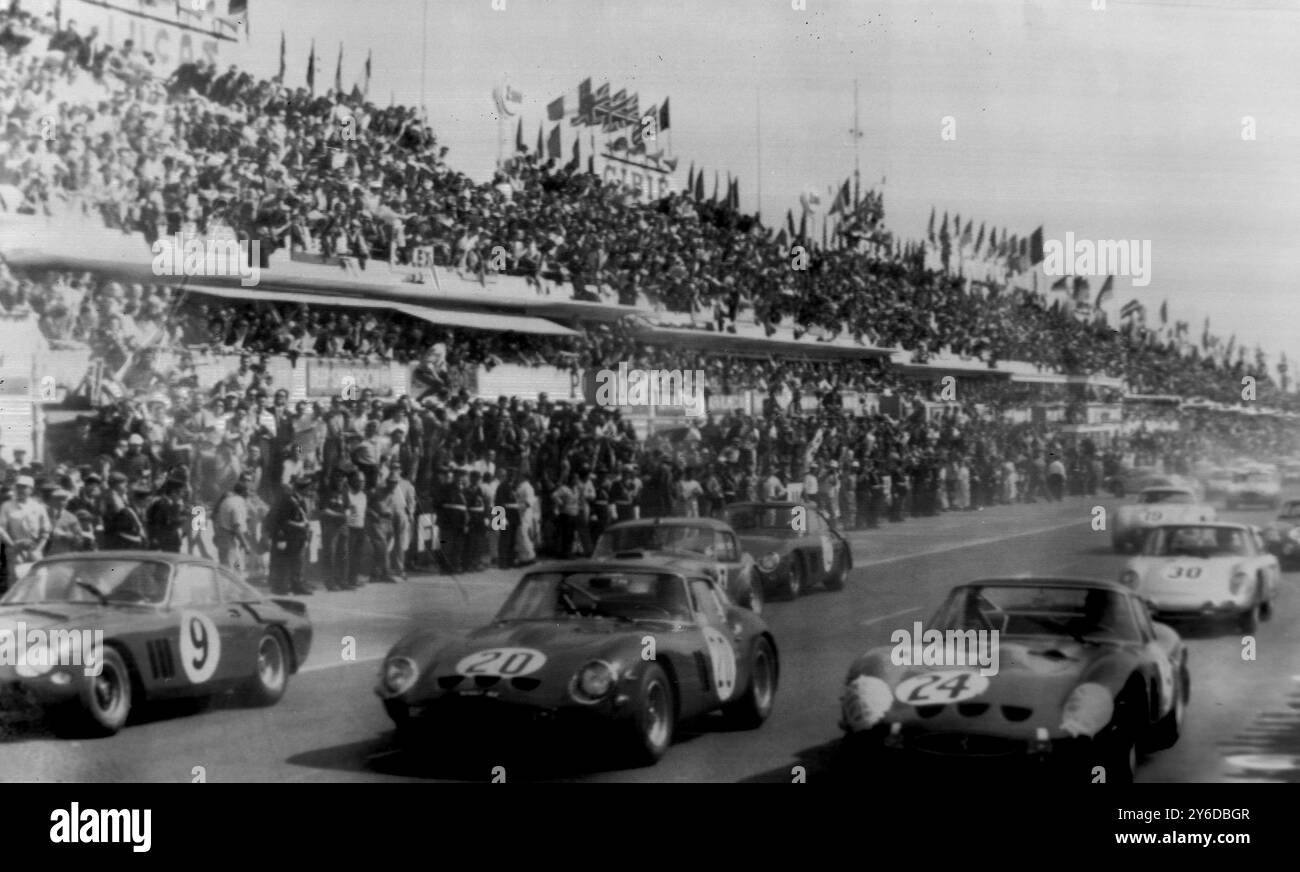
[[837, 578, 1188, 783], [1120, 523, 1279, 632], [723, 501, 852, 599], [1263, 499, 1300, 567], [0, 552, 312, 735], [376, 554, 779, 765], [1224, 468, 1281, 511], [592, 517, 764, 614], [1111, 486, 1216, 553]]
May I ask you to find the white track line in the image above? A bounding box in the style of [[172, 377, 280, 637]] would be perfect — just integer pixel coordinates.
[[853, 517, 1082, 569], [861, 606, 922, 626]]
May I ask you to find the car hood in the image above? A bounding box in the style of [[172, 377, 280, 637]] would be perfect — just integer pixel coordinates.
[[0, 602, 153, 632], [735, 533, 799, 555]]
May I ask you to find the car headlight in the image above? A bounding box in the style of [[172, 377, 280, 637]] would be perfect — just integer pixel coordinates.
[[1229, 570, 1248, 595], [1060, 682, 1114, 738], [571, 660, 617, 703], [380, 657, 419, 696], [758, 553, 781, 572], [1119, 569, 1138, 587]]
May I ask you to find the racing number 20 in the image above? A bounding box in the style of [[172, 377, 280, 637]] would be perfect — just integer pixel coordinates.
[[462, 650, 536, 676]]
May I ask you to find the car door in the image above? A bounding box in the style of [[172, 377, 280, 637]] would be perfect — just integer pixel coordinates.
[[170, 563, 256, 690], [685, 577, 741, 715]]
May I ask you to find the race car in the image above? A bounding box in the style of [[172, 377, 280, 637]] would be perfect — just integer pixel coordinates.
[[837, 577, 1188, 783], [1201, 467, 1235, 501], [1280, 461, 1300, 486], [0, 552, 312, 736], [1263, 499, 1300, 567], [592, 516, 764, 614], [376, 554, 779, 766], [1111, 486, 1216, 553], [723, 501, 852, 599], [1224, 468, 1281, 510], [1105, 465, 1162, 498], [1119, 522, 1279, 632]]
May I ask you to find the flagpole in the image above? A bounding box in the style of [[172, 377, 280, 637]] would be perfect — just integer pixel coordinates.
[[420, 0, 428, 116], [851, 78, 862, 208], [755, 85, 762, 220]]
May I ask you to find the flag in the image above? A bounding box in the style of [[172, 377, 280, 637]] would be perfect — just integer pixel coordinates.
[[1120, 299, 1144, 321], [364, 50, 372, 99], [1201, 317, 1210, 349], [987, 227, 997, 255], [1029, 226, 1044, 264], [565, 136, 580, 173], [546, 125, 561, 160], [1050, 276, 1070, 293], [798, 210, 808, 240], [686, 163, 695, 196], [306, 39, 316, 95], [1159, 300, 1168, 325], [277, 31, 285, 82], [712, 171, 719, 203], [786, 209, 796, 239], [588, 133, 595, 174], [1094, 275, 1114, 309], [592, 82, 612, 124], [548, 96, 566, 121], [974, 223, 984, 254], [775, 228, 789, 249], [832, 180, 853, 215], [1072, 276, 1091, 307], [572, 78, 594, 126], [927, 207, 935, 243], [953, 214, 961, 242], [515, 118, 525, 152], [536, 123, 543, 155], [960, 220, 973, 248], [658, 98, 670, 131], [694, 170, 705, 201], [939, 212, 950, 241], [334, 43, 343, 95]]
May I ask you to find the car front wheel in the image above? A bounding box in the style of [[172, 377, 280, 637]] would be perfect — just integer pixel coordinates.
[[784, 557, 806, 600], [60, 647, 133, 737], [624, 663, 675, 766]]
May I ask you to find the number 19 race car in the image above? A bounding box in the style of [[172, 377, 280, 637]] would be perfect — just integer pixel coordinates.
[[1111, 486, 1216, 553], [377, 554, 779, 766], [0, 552, 312, 735], [837, 577, 1188, 783]]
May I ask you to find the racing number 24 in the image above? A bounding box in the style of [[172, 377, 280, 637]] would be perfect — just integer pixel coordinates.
[[905, 672, 973, 703]]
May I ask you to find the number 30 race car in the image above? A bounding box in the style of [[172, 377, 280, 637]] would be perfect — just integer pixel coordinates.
[[0, 552, 313, 736], [377, 554, 779, 766], [837, 577, 1188, 783]]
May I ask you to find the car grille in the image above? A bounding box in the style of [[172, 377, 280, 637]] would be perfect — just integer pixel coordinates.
[[437, 675, 464, 690], [912, 732, 1025, 758], [1002, 705, 1033, 722]]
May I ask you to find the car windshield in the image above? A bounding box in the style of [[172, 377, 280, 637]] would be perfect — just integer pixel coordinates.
[[725, 505, 795, 533], [2, 559, 172, 606], [496, 571, 693, 623], [1142, 526, 1250, 558], [594, 525, 715, 558], [932, 584, 1140, 642], [1138, 490, 1192, 504]]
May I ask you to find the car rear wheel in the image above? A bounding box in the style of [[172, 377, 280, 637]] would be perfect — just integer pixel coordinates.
[[722, 637, 777, 729], [244, 631, 289, 706], [1238, 596, 1261, 634], [823, 549, 846, 591], [784, 557, 806, 600], [1149, 659, 1188, 751], [624, 663, 674, 766], [61, 647, 133, 737]]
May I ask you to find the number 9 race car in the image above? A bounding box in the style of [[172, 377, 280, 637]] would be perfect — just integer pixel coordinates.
[[0, 552, 312, 735], [723, 501, 852, 599], [1112, 486, 1215, 553], [837, 577, 1188, 783], [376, 554, 779, 766]]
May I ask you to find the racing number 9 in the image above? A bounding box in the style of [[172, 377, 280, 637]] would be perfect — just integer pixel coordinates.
[[189, 618, 208, 670], [179, 609, 221, 684]]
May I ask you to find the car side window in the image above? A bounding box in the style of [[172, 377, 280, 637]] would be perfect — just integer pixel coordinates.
[[714, 531, 738, 563], [1129, 597, 1156, 642], [217, 569, 258, 603], [688, 579, 727, 625], [172, 565, 219, 607]]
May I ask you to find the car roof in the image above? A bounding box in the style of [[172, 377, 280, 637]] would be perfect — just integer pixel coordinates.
[[1148, 521, 1256, 531], [953, 576, 1133, 595], [726, 500, 802, 510], [32, 550, 218, 568], [604, 517, 732, 532]]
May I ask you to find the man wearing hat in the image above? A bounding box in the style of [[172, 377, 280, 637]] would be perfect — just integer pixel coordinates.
[[67, 472, 104, 545], [145, 478, 186, 553], [47, 488, 93, 555], [820, 460, 842, 528], [437, 467, 469, 573], [119, 433, 154, 483], [0, 475, 51, 588], [265, 477, 313, 595], [213, 472, 253, 577]]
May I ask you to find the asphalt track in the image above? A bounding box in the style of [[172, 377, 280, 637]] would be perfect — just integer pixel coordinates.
[[3, 490, 1299, 783]]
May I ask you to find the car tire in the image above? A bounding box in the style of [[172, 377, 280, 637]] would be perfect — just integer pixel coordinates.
[[722, 637, 777, 729], [61, 647, 133, 737], [784, 556, 806, 600], [823, 548, 847, 591], [1149, 659, 1188, 751], [1238, 595, 1261, 634], [244, 630, 289, 706], [624, 663, 675, 766]]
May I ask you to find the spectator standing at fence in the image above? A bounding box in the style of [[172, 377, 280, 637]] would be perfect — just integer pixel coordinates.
[[464, 469, 490, 571], [391, 467, 416, 579], [213, 473, 253, 576], [1047, 454, 1066, 502], [0, 476, 50, 585], [342, 470, 369, 588], [366, 472, 400, 582], [102, 472, 146, 549], [145, 477, 185, 552], [316, 471, 349, 591], [552, 472, 581, 558], [66, 473, 104, 546], [266, 477, 313, 596]]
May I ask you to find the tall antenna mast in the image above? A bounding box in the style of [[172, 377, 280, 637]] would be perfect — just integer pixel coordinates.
[[851, 78, 863, 206]]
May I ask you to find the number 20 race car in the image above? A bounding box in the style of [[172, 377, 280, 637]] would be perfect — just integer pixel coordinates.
[[377, 554, 779, 766], [837, 577, 1188, 783], [0, 552, 312, 736]]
